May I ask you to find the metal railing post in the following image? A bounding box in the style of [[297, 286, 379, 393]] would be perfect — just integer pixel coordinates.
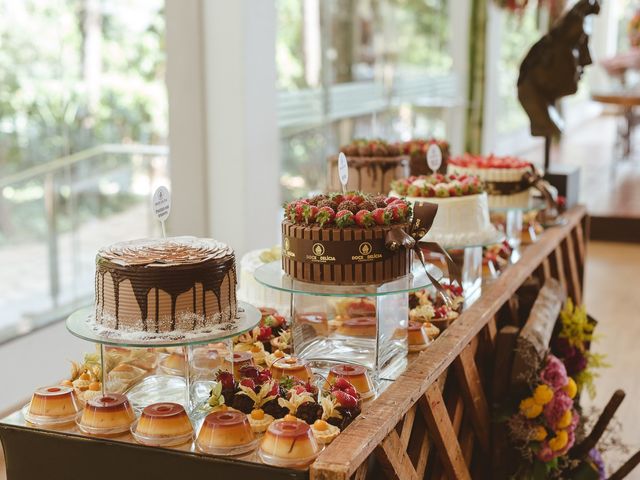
[[44, 172, 60, 307]]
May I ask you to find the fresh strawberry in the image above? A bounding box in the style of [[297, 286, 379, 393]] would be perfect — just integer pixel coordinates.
[[350, 194, 365, 205], [369, 207, 389, 225], [256, 371, 272, 385], [407, 185, 421, 196], [385, 196, 398, 206], [263, 314, 286, 328], [316, 206, 336, 227], [303, 205, 319, 224], [292, 385, 307, 395], [288, 201, 307, 223], [216, 371, 235, 390], [425, 185, 436, 197], [333, 390, 358, 408], [240, 378, 255, 389], [331, 194, 345, 205], [333, 378, 352, 391], [335, 210, 355, 228], [385, 204, 401, 222], [354, 209, 374, 228], [392, 201, 409, 219], [268, 381, 279, 396], [257, 326, 273, 342]]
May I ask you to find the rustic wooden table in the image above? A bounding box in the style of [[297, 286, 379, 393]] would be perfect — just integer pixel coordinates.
[[0, 206, 588, 480]]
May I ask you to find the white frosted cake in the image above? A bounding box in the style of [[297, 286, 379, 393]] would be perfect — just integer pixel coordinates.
[[390, 174, 501, 247], [237, 247, 290, 314], [447, 154, 533, 209]]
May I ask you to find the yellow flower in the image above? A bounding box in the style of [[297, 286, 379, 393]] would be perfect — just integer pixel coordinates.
[[563, 378, 577, 399], [556, 409, 573, 429], [548, 430, 569, 451], [530, 425, 547, 441], [533, 384, 554, 405], [519, 397, 543, 419]]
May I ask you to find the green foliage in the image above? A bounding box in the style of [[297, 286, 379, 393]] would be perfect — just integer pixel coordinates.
[[576, 352, 610, 400]]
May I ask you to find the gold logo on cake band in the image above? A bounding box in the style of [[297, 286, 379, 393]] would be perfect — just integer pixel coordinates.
[[312, 243, 325, 256], [284, 238, 290, 251], [359, 242, 372, 256]]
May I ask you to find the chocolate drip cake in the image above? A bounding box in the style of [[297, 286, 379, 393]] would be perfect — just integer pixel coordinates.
[[282, 192, 420, 285], [94, 236, 238, 333], [328, 140, 409, 195]]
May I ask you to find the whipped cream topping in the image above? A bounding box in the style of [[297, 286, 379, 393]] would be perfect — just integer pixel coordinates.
[[98, 236, 234, 267]]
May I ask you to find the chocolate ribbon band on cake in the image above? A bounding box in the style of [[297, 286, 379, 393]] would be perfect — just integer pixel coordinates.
[[484, 179, 530, 196], [385, 202, 462, 306]]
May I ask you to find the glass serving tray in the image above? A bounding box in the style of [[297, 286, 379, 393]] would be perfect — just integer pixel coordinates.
[[66, 301, 260, 348], [253, 260, 443, 297]]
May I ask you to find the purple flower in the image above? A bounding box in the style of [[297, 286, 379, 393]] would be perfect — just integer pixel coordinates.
[[564, 349, 588, 376], [588, 448, 606, 479], [544, 391, 573, 426], [541, 355, 569, 390]]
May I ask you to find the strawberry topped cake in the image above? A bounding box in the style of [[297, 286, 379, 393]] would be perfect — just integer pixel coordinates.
[[328, 139, 409, 195], [401, 138, 450, 176], [390, 174, 501, 248], [282, 192, 422, 284], [447, 154, 534, 208]]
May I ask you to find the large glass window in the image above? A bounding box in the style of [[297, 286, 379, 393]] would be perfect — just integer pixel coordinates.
[[276, 0, 455, 202], [0, 0, 168, 341]]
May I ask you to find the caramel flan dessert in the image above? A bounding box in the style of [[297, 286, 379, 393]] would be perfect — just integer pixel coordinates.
[[407, 321, 432, 352], [94, 236, 238, 333], [132, 403, 193, 446], [326, 364, 374, 399], [196, 410, 257, 455], [222, 351, 255, 378], [160, 352, 185, 375], [26, 386, 81, 425], [270, 356, 312, 383], [295, 312, 329, 337], [259, 420, 321, 467], [78, 393, 135, 435], [337, 317, 377, 338]]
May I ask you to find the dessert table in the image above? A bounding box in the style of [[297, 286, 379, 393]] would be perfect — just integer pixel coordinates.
[[0, 206, 588, 480]]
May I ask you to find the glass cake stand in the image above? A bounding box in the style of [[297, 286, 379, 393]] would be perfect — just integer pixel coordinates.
[[254, 260, 443, 383], [66, 302, 260, 415], [490, 197, 546, 249]]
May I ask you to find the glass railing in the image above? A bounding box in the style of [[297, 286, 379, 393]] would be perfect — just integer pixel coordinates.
[[0, 144, 169, 344]]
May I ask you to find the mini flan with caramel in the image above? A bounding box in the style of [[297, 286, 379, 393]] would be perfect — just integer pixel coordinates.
[[222, 351, 255, 378], [196, 410, 257, 455], [326, 364, 374, 398], [78, 393, 135, 434], [26, 386, 81, 425], [259, 420, 321, 467], [270, 356, 312, 383], [132, 403, 193, 446], [407, 321, 432, 352], [337, 317, 376, 337]]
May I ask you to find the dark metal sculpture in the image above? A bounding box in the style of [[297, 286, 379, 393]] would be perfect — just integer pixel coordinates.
[[517, 0, 600, 168]]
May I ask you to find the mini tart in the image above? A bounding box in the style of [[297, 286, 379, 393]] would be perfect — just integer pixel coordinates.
[[26, 386, 81, 425], [326, 364, 374, 398], [311, 420, 340, 444], [270, 356, 312, 382], [337, 317, 376, 337], [222, 351, 256, 378], [248, 409, 275, 433]]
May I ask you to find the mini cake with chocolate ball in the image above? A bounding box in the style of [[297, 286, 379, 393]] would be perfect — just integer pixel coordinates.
[[282, 192, 419, 285], [328, 139, 409, 194], [78, 393, 136, 434], [391, 174, 501, 247], [447, 154, 534, 208], [94, 236, 238, 334], [134, 403, 193, 444]]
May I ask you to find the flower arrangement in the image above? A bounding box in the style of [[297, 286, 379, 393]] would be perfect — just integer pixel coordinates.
[[552, 299, 608, 399], [507, 354, 579, 475], [629, 11, 640, 48]]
